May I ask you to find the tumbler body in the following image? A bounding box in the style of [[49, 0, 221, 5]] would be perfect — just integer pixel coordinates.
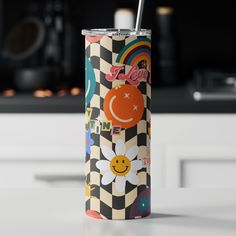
[[83, 29, 151, 220]]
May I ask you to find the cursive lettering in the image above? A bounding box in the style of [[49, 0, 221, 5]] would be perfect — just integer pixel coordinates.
[[105, 65, 149, 86]]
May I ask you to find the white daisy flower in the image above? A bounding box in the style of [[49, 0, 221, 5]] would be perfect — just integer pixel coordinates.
[[96, 139, 143, 192]]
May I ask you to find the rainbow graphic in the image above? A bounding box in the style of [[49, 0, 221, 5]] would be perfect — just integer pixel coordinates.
[[116, 38, 151, 66]]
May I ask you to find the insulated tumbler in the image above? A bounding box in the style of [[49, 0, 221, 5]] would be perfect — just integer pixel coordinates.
[[82, 29, 151, 220]]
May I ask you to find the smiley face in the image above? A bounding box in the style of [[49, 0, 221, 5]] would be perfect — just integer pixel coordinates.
[[104, 84, 144, 129], [110, 155, 131, 176], [85, 57, 96, 106]]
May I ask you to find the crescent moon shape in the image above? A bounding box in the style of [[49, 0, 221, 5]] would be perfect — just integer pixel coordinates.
[[85, 79, 91, 98], [109, 96, 133, 123]]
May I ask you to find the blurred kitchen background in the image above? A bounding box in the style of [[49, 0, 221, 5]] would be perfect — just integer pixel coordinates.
[[0, 0, 236, 189]]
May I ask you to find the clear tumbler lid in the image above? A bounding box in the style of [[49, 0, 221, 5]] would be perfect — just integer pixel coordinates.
[[82, 28, 151, 36]]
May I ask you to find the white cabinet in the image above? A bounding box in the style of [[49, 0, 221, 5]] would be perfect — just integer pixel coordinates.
[[0, 113, 236, 188], [164, 145, 236, 188], [0, 114, 85, 188], [152, 114, 236, 189], [0, 160, 84, 188], [0, 114, 85, 160]]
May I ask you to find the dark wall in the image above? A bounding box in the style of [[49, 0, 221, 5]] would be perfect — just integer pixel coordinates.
[[1, 0, 236, 87], [176, 2, 236, 80], [1, 0, 162, 88]]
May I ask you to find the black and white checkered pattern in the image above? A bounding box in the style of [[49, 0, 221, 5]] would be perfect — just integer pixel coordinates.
[[85, 35, 151, 219]]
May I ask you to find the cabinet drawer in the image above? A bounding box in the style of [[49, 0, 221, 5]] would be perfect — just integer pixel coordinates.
[[0, 161, 84, 188], [0, 114, 85, 160], [165, 146, 236, 188]]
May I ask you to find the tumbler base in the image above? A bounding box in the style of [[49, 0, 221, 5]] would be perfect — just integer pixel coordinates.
[[86, 210, 151, 220]]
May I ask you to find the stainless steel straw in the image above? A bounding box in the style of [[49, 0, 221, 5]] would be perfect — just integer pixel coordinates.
[[135, 0, 145, 31]]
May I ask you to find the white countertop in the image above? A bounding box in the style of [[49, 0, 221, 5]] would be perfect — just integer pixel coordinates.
[[0, 188, 236, 236]]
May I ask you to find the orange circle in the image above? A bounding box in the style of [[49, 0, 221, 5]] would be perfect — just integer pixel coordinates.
[[104, 84, 144, 128]]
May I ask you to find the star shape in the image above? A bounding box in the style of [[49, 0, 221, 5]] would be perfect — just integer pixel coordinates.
[[133, 105, 138, 111], [124, 93, 130, 99]]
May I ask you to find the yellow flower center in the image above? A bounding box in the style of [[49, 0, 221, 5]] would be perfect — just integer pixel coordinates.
[[110, 155, 131, 176]]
